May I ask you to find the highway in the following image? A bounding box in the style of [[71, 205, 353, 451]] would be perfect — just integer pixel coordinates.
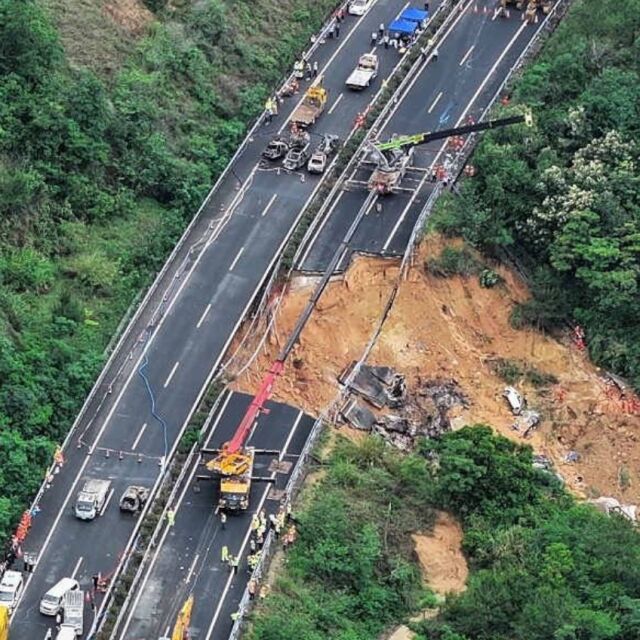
[[106, 4, 558, 640], [298, 0, 547, 272], [7, 2, 425, 639], [117, 391, 313, 640]]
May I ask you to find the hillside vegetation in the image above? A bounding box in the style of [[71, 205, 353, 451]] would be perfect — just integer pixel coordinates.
[[431, 0, 640, 389], [0, 0, 337, 541], [249, 427, 640, 640]]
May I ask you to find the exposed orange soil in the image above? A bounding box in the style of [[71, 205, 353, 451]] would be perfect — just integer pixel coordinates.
[[231, 236, 640, 505], [103, 0, 153, 35]]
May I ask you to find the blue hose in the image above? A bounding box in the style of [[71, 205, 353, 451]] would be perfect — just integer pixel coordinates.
[[138, 355, 169, 461]]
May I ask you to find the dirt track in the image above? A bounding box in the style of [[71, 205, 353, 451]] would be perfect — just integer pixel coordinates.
[[231, 235, 640, 505]]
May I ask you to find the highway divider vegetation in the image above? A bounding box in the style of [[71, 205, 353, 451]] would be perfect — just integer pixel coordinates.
[[430, 0, 640, 390], [0, 0, 342, 542], [248, 426, 640, 640]]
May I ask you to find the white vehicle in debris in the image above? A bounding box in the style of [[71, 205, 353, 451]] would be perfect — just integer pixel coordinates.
[[74, 478, 112, 521], [346, 53, 379, 90]]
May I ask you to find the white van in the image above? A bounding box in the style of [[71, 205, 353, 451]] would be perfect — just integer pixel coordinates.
[[0, 570, 23, 612], [39, 578, 79, 616]]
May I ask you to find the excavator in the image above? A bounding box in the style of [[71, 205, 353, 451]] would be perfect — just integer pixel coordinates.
[[0, 606, 8, 640], [363, 111, 532, 194]]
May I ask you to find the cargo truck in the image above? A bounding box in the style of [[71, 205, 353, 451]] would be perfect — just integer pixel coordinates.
[[61, 590, 84, 636], [345, 53, 379, 90], [290, 85, 328, 128]]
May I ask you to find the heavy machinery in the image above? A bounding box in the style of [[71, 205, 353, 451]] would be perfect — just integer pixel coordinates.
[[159, 595, 193, 640], [363, 112, 532, 194], [0, 605, 8, 640], [290, 83, 328, 128]]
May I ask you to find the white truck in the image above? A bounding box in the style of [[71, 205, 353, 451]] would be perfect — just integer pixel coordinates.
[[74, 479, 111, 520], [346, 53, 379, 90], [61, 590, 84, 636]]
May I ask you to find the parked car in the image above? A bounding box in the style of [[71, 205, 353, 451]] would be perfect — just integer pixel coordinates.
[[348, 0, 374, 16]]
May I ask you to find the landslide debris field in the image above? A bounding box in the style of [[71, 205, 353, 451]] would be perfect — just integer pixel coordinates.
[[231, 236, 640, 505]]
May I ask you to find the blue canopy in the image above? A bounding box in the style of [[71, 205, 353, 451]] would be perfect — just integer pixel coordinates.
[[388, 18, 418, 35], [400, 7, 429, 22]]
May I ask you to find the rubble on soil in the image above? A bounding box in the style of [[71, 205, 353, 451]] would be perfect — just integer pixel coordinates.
[[588, 496, 637, 522], [338, 366, 467, 450]]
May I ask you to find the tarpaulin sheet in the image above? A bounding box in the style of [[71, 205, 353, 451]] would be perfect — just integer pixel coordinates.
[[388, 18, 418, 35], [400, 7, 429, 22]]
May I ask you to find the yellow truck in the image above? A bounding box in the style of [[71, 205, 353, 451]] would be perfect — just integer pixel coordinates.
[[290, 85, 328, 128]]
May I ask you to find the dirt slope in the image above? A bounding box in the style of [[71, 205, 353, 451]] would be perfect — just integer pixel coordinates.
[[412, 511, 468, 596], [231, 236, 640, 504]]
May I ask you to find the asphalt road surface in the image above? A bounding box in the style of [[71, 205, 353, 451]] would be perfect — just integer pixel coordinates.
[[298, 0, 548, 272], [116, 391, 313, 640], [8, 2, 433, 639]]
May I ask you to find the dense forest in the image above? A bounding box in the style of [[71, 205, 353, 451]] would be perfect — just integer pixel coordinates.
[[249, 427, 640, 640], [0, 0, 338, 541], [432, 0, 640, 389]]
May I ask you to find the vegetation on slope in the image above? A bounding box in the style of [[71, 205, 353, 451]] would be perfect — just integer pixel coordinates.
[[0, 0, 337, 541], [430, 0, 640, 389], [249, 427, 640, 640]]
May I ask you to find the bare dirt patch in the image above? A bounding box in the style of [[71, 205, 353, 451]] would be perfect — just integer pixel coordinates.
[[103, 0, 154, 36], [231, 235, 640, 505], [412, 511, 468, 595]]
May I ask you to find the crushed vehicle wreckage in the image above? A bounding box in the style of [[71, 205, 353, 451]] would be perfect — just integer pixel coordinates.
[[337, 362, 468, 450]]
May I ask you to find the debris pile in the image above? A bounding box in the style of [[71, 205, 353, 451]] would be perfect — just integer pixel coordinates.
[[338, 364, 467, 449]]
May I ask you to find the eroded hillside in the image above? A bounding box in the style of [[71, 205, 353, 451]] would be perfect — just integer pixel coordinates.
[[231, 236, 640, 505]]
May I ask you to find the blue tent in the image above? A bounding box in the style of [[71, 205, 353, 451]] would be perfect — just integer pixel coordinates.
[[388, 18, 418, 36], [400, 7, 429, 22]]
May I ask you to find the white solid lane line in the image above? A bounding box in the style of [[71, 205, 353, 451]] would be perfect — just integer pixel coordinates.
[[100, 489, 115, 517], [459, 44, 475, 66], [196, 304, 212, 329], [261, 194, 278, 217], [204, 411, 305, 640], [382, 21, 529, 252], [185, 553, 200, 584], [132, 423, 147, 451], [71, 557, 83, 580], [229, 246, 245, 272], [328, 93, 344, 115], [428, 91, 443, 113], [163, 361, 180, 389]]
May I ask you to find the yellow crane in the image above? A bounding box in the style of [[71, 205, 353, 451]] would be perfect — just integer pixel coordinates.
[[0, 605, 9, 640], [159, 596, 193, 640]]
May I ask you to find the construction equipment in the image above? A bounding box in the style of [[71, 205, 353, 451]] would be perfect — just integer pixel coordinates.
[[346, 53, 379, 90], [119, 486, 150, 513], [159, 595, 193, 640], [0, 605, 8, 640], [364, 113, 531, 194], [198, 197, 362, 512], [290, 83, 328, 128]]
